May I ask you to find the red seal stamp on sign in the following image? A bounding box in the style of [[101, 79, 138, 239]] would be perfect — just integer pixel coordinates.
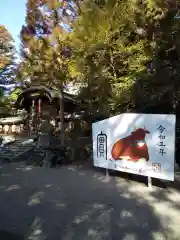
[[152, 163, 161, 173]]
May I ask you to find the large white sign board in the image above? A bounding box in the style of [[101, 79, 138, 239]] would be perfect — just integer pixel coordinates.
[[92, 113, 176, 181]]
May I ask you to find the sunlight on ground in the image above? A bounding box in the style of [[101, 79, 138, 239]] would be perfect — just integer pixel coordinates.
[[71, 202, 113, 239], [51, 199, 67, 210], [122, 233, 136, 240], [55, 202, 66, 209], [1, 162, 180, 239], [73, 213, 90, 224], [45, 184, 52, 188], [28, 192, 45, 206], [121, 210, 133, 218], [73, 203, 107, 224], [6, 185, 20, 191], [67, 166, 77, 171], [115, 177, 180, 239], [92, 172, 111, 183], [16, 166, 33, 171], [25, 217, 46, 240]]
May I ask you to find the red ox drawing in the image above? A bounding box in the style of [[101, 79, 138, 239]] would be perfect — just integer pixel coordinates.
[[111, 127, 150, 162]]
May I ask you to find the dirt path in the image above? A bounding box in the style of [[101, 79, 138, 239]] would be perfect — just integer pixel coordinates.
[[0, 163, 180, 240]]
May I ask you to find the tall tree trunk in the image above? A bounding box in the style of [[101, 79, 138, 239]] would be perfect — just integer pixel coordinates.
[[59, 84, 65, 147], [53, 9, 65, 147], [88, 76, 92, 116]]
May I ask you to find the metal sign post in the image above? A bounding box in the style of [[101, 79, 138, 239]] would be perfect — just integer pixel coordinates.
[[106, 167, 109, 180], [148, 176, 152, 188]]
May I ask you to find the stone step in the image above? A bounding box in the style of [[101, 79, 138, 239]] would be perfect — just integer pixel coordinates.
[[0, 138, 34, 160]]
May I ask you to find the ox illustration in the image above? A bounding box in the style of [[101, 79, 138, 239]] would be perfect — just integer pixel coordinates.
[[111, 127, 150, 162]]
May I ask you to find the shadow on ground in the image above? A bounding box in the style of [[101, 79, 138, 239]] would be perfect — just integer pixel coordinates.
[[0, 162, 180, 240], [0, 230, 23, 240]]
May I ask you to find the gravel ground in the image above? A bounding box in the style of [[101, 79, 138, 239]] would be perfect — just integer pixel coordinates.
[[0, 162, 180, 240]]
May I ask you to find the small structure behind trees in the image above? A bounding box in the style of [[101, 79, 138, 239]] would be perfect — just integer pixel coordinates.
[[15, 86, 80, 137]]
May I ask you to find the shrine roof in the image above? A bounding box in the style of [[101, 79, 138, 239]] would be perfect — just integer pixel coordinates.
[[15, 86, 79, 112]]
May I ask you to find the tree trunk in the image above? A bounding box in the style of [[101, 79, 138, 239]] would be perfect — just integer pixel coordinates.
[[59, 84, 65, 147], [88, 76, 92, 116]]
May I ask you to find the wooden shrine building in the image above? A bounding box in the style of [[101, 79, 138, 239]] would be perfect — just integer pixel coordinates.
[[15, 86, 80, 135]]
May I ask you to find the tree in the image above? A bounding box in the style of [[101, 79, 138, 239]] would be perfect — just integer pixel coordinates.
[[71, 0, 180, 116], [0, 25, 14, 69], [19, 0, 76, 146], [8, 87, 22, 103], [70, 0, 180, 168], [0, 87, 4, 102], [125, 0, 180, 114], [70, 0, 150, 115], [19, 0, 180, 145], [0, 25, 16, 87]]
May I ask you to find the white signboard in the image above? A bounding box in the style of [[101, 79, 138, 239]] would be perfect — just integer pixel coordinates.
[[92, 113, 176, 181]]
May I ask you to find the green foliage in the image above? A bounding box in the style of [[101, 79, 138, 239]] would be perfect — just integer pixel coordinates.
[[18, 0, 180, 118], [70, 0, 180, 115], [0, 88, 11, 117], [15, 0, 180, 163], [18, 0, 80, 145], [19, 0, 74, 88], [0, 25, 16, 86], [0, 25, 14, 69], [8, 88, 22, 103]]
